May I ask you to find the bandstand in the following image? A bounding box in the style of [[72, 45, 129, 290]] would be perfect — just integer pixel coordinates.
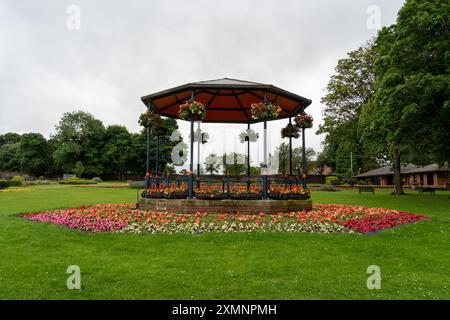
[[138, 78, 313, 214]]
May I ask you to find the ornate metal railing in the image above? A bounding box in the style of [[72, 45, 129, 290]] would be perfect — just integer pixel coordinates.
[[142, 174, 309, 200]]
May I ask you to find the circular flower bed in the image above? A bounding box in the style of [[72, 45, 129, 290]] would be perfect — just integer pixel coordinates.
[[21, 203, 429, 235]]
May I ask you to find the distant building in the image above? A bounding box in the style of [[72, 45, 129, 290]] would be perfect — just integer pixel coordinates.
[[356, 163, 449, 188]]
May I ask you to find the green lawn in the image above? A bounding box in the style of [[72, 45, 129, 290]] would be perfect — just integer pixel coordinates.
[[0, 186, 449, 299]]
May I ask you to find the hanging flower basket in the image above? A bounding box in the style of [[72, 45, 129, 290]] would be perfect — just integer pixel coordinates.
[[281, 123, 300, 139], [250, 102, 282, 120], [138, 110, 163, 129], [239, 129, 259, 143], [178, 101, 206, 121], [294, 113, 313, 128]]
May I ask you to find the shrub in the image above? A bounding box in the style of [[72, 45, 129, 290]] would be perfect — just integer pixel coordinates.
[[92, 177, 103, 183], [319, 185, 338, 192], [12, 176, 24, 184], [128, 181, 145, 189], [59, 177, 97, 185], [325, 176, 341, 185], [22, 179, 54, 186], [0, 179, 10, 189]]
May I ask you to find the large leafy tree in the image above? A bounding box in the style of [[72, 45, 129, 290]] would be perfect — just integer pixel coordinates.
[[0, 143, 20, 172], [52, 111, 106, 176], [0, 133, 22, 147], [318, 42, 378, 174], [18, 133, 50, 177], [360, 0, 450, 195], [102, 125, 132, 180]]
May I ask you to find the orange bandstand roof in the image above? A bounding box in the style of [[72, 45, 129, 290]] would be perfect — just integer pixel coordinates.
[[141, 78, 312, 123]]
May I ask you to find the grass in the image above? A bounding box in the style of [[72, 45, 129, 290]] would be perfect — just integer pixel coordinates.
[[0, 185, 449, 299]]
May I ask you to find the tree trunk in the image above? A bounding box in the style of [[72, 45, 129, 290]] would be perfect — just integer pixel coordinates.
[[392, 149, 404, 195]]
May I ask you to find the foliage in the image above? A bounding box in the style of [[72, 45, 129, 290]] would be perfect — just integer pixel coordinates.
[[59, 177, 97, 185], [0, 110, 182, 179], [0, 143, 20, 172], [319, 185, 338, 192], [317, 42, 377, 173], [128, 181, 145, 189], [138, 110, 161, 128], [0, 179, 8, 189], [18, 133, 50, 177], [178, 101, 206, 121], [52, 111, 106, 176], [102, 125, 132, 180], [359, 0, 450, 195], [12, 176, 24, 185], [250, 102, 281, 120], [0, 133, 21, 147], [276, 143, 316, 175], [280, 123, 300, 139], [73, 161, 85, 178], [222, 153, 248, 175], [92, 177, 103, 183], [325, 176, 341, 185]]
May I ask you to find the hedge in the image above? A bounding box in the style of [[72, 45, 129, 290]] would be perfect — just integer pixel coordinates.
[[59, 178, 98, 185]]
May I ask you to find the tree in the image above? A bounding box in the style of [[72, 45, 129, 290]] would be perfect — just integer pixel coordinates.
[[18, 133, 50, 177], [360, 0, 450, 195], [52, 111, 106, 176], [0, 133, 21, 147], [276, 142, 316, 175], [102, 125, 132, 180], [222, 153, 248, 175], [318, 42, 378, 173], [73, 161, 85, 178], [204, 153, 221, 175], [127, 118, 183, 178], [0, 143, 20, 172]]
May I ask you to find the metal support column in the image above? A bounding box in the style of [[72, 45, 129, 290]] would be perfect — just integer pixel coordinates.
[[301, 126, 307, 189]]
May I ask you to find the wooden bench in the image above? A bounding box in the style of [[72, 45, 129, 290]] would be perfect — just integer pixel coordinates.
[[359, 186, 375, 194], [419, 187, 435, 195]]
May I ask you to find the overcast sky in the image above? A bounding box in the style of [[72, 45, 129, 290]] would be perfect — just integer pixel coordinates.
[[0, 0, 404, 167]]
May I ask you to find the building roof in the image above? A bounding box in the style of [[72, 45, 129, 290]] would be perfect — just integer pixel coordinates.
[[355, 163, 448, 178], [141, 78, 312, 124]]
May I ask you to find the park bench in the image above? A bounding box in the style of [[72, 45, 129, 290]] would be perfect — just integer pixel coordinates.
[[358, 186, 375, 194], [419, 187, 435, 195]]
